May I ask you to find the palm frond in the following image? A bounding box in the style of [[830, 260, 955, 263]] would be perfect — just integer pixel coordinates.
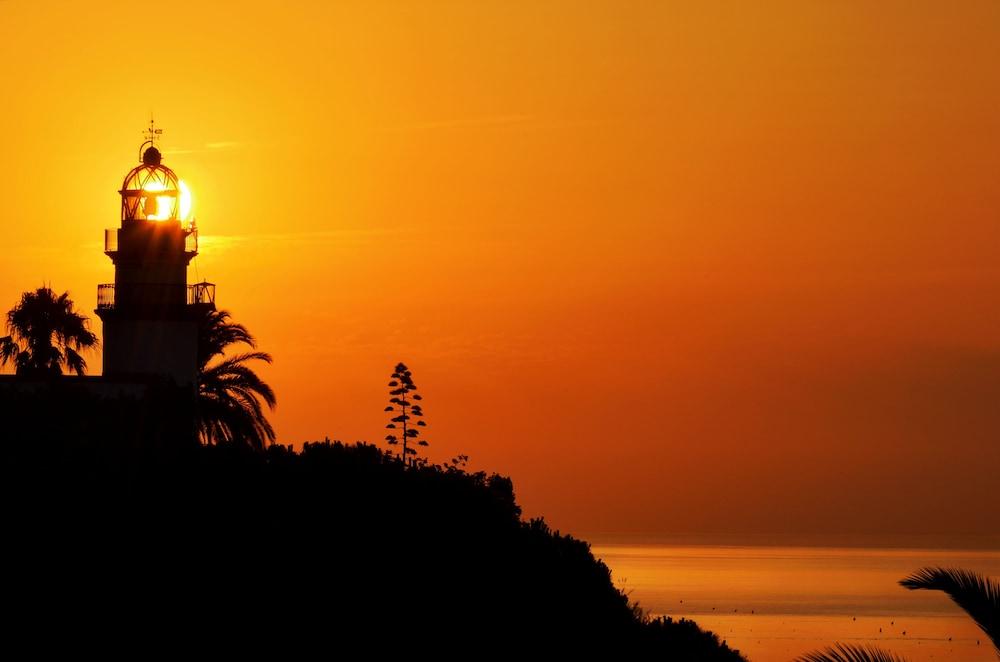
[[0, 335, 21, 367], [197, 309, 256, 368], [900, 567, 999, 653], [195, 309, 276, 450], [64, 347, 88, 376], [202, 352, 276, 406], [796, 643, 908, 662]]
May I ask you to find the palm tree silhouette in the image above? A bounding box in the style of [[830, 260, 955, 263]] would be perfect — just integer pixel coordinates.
[[194, 308, 276, 449], [901, 567, 999, 655], [796, 567, 999, 662], [797, 644, 908, 662], [0, 286, 98, 376]]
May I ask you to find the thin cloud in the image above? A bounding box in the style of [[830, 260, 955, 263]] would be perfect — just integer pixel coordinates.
[[199, 227, 406, 252], [206, 141, 242, 150], [162, 141, 243, 156]]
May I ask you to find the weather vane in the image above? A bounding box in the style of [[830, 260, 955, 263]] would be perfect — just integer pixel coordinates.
[[139, 115, 165, 163], [144, 115, 163, 146]]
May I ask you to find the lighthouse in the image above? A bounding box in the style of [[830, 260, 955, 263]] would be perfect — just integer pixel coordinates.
[[96, 126, 215, 386]]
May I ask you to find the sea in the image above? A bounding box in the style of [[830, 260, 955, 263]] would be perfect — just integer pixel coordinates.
[[591, 544, 1000, 662]]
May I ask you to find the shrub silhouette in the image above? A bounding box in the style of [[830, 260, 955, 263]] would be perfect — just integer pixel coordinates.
[[4, 435, 745, 658]]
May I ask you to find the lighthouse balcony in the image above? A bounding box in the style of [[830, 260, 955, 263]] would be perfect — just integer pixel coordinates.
[[96, 282, 216, 310]]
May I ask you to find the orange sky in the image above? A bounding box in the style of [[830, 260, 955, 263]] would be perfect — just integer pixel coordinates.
[[2, 1, 998, 544]]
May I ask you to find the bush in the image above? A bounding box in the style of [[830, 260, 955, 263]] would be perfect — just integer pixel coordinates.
[[4, 437, 745, 659]]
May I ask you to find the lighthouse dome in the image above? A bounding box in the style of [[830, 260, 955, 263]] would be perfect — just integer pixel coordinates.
[[120, 151, 181, 222]]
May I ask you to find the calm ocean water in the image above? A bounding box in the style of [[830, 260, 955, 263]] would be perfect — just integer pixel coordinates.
[[592, 545, 1000, 662]]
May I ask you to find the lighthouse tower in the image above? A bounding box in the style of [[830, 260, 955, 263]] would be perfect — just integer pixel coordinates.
[[96, 127, 215, 386]]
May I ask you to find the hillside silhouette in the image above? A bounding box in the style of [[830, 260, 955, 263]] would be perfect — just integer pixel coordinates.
[[4, 420, 745, 658]]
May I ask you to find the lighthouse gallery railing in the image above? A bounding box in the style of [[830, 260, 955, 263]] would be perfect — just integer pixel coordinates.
[[96, 282, 216, 309]]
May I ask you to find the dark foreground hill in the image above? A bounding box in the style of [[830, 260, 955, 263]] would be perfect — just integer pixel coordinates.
[[5, 437, 745, 658]]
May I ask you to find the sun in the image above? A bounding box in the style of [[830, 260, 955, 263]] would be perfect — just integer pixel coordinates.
[[142, 179, 193, 221]]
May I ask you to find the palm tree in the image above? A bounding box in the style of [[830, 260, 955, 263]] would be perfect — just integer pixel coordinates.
[[796, 644, 908, 662], [0, 286, 98, 376], [796, 567, 1000, 662], [901, 567, 999, 655], [195, 308, 276, 450]]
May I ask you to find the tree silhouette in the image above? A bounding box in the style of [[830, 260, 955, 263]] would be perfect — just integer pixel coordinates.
[[384, 362, 427, 465], [901, 567, 999, 655], [195, 308, 276, 450], [0, 286, 98, 376], [796, 644, 908, 662], [797, 566, 1000, 662]]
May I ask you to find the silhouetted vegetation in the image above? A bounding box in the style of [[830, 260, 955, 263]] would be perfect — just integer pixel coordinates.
[[901, 567, 999, 655], [797, 567, 1000, 662], [0, 377, 196, 448], [194, 308, 276, 449], [384, 361, 428, 465], [4, 435, 744, 657], [0, 286, 98, 376], [797, 644, 908, 662]]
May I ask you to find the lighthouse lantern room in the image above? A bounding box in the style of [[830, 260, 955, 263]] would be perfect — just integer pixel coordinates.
[[96, 124, 215, 386]]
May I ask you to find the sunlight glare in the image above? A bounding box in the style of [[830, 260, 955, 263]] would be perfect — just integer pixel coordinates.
[[179, 180, 192, 221], [141, 180, 190, 221], [142, 181, 173, 221]]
